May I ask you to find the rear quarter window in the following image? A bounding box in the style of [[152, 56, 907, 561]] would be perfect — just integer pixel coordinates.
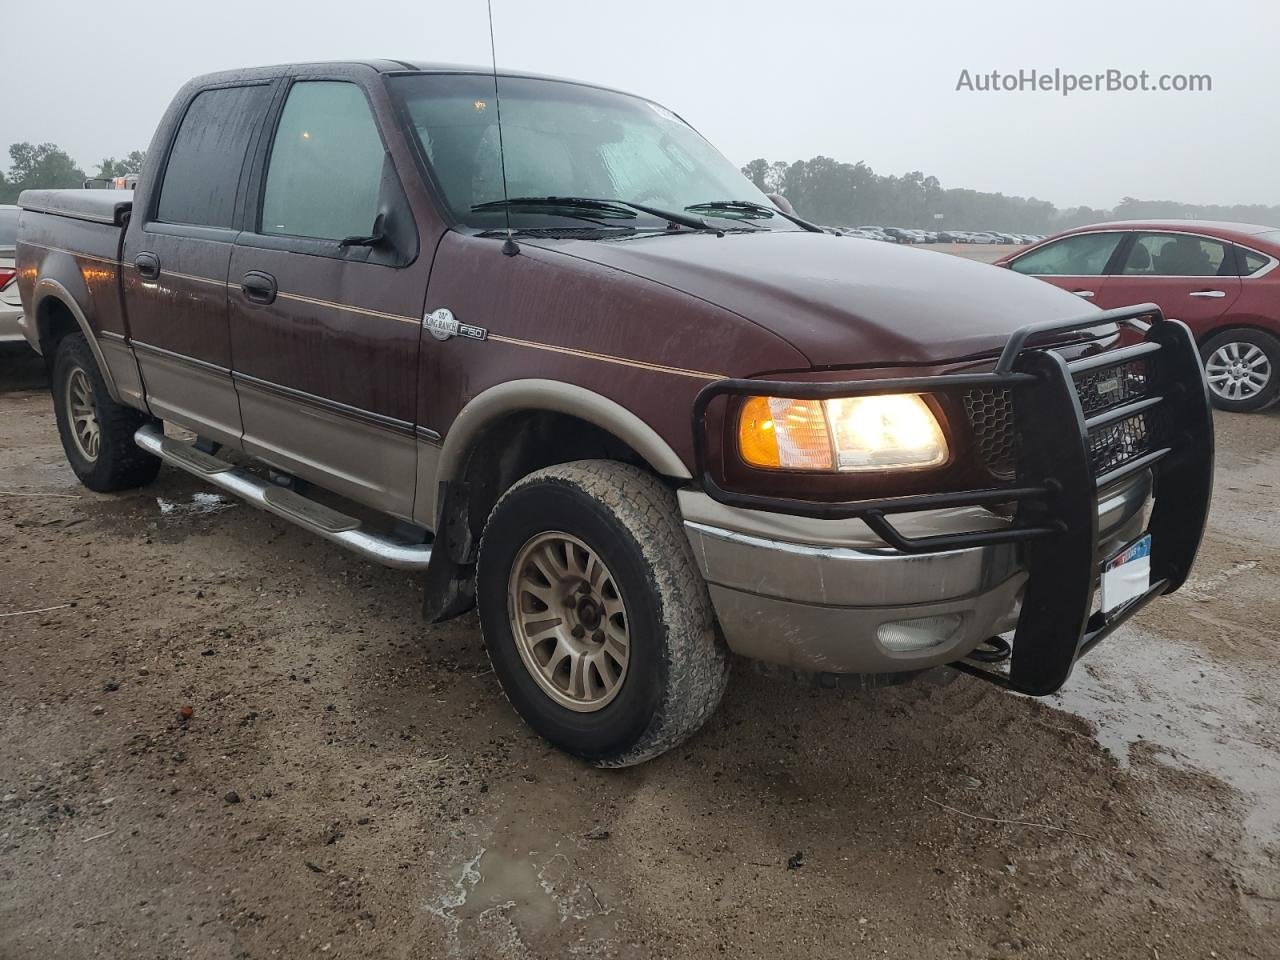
[[156, 84, 272, 229], [1240, 245, 1276, 276]]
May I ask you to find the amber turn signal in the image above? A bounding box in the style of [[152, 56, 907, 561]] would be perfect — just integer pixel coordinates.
[[738, 396, 834, 470]]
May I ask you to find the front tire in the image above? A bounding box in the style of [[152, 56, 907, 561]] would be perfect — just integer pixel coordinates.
[[476, 461, 729, 767], [1200, 328, 1280, 412], [51, 333, 160, 492]]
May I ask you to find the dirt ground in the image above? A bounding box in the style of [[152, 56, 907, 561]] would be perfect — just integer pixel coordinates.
[[1, 344, 1277, 960]]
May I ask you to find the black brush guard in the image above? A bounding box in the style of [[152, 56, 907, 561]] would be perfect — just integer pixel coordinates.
[[691, 305, 1214, 696]]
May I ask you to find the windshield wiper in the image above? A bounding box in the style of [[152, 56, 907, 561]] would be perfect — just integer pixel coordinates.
[[473, 196, 720, 234], [685, 200, 824, 233]]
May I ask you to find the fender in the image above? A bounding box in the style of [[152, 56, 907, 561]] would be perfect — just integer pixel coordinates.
[[32, 276, 125, 405], [424, 378, 691, 523]]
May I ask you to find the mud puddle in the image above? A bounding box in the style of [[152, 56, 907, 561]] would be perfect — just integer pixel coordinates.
[[426, 794, 620, 958], [1051, 626, 1280, 895], [156, 491, 238, 518]]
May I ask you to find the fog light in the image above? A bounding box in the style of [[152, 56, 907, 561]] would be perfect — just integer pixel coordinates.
[[877, 614, 963, 653]]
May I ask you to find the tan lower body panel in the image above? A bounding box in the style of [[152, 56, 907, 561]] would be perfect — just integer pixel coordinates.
[[412, 438, 443, 530], [134, 347, 242, 447], [98, 336, 148, 412], [236, 379, 417, 520]]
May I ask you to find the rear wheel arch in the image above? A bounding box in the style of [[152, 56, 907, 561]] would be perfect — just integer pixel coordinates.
[[33, 280, 122, 403], [1194, 320, 1280, 347]]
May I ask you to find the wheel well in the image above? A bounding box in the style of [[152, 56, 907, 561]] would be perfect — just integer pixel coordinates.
[[36, 296, 80, 370], [454, 410, 654, 559], [1197, 324, 1280, 348], [421, 409, 670, 621]]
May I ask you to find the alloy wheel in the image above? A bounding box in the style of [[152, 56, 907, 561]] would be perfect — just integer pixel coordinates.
[[507, 531, 630, 712], [66, 367, 101, 462], [1205, 342, 1272, 402]]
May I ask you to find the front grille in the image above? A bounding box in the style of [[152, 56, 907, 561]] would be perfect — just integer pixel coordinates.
[[1072, 358, 1149, 417], [967, 356, 1159, 481], [964, 388, 1016, 479], [1074, 356, 1160, 477], [1087, 412, 1152, 475]]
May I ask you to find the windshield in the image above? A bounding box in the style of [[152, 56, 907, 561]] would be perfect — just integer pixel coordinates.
[[388, 73, 784, 233]]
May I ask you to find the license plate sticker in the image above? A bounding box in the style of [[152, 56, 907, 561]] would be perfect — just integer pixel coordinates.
[[1101, 533, 1152, 614]]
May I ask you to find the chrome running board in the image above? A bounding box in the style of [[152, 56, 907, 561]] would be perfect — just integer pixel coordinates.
[[134, 424, 433, 570]]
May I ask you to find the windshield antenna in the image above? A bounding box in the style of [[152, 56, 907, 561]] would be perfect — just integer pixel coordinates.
[[487, 0, 519, 256]]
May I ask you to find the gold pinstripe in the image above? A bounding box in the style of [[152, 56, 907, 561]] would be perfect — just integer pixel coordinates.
[[275, 289, 419, 325], [163, 269, 226, 288], [22, 242, 119, 268], [25, 243, 727, 381], [487, 334, 726, 381]]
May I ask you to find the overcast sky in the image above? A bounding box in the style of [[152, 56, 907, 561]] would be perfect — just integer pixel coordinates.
[[7, 0, 1277, 210]]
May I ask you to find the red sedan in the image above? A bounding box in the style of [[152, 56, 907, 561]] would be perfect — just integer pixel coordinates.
[[995, 221, 1280, 411]]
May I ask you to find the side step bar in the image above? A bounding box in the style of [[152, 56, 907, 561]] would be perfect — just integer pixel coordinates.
[[134, 425, 433, 571]]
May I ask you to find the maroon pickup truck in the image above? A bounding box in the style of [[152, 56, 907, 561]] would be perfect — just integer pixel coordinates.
[[16, 61, 1213, 766]]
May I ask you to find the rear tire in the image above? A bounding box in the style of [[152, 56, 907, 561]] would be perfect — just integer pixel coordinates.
[[51, 333, 160, 492], [476, 460, 729, 767], [1200, 328, 1280, 412]]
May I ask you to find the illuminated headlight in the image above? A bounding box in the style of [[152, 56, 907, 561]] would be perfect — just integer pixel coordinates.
[[738, 393, 948, 472]]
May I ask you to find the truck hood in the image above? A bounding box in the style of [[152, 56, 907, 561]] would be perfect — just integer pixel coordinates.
[[532, 230, 1104, 368]]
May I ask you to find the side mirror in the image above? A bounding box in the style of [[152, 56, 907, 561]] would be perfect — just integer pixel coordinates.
[[339, 211, 388, 249], [766, 193, 797, 217]]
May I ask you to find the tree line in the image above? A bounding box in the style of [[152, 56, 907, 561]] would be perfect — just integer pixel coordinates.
[[742, 156, 1280, 232], [3, 141, 1276, 232], [0, 143, 145, 204]]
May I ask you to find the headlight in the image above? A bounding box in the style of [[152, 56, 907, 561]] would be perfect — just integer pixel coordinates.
[[738, 393, 948, 472]]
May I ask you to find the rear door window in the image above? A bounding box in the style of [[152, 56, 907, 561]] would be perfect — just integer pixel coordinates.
[[156, 84, 272, 229], [1010, 232, 1124, 276], [260, 81, 385, 241], [1122, 232, 1233, 276]]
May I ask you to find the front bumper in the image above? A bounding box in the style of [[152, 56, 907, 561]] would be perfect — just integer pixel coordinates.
[[681, 472, 1149, 674], [688, 307, 1214, 694]]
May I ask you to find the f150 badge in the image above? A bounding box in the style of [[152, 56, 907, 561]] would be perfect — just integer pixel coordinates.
[[424, 308, 487, 342]]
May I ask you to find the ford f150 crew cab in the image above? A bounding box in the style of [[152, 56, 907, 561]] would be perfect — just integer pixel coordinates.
[[16, 61, 1214, 766]]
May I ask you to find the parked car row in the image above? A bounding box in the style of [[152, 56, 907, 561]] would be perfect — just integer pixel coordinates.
[[995, 220, 1280, 412], [836, 226, 1045, 245]]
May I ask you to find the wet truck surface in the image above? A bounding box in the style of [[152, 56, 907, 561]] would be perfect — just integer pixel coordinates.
[[16, 60, 1213, 765]]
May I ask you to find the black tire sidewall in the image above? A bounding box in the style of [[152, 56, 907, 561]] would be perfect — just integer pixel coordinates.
[[1200, 329, 1280, 412], [477, 479, 667, 762], [50, 334, 157, 492], [52, 337, 107, 485]]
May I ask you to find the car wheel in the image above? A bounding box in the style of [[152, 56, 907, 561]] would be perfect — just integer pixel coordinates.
[[1200, 329, 1280, 412], [52, 333, 161, 491], [476, 460, 730, 766]]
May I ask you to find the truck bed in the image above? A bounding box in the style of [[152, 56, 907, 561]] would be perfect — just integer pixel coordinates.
[[16, 189, 133, 347], [18, 189, 133, 227]]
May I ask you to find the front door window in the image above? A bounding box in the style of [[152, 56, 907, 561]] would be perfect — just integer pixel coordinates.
[[1009, 232, 1124, 276]]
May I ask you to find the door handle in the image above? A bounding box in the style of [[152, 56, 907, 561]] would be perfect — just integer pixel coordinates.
[[134, 252, 160, 281], [1071, 289, 1095, 298], [240, 271, 278, 305], [1189, 290, 1226, 298]]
